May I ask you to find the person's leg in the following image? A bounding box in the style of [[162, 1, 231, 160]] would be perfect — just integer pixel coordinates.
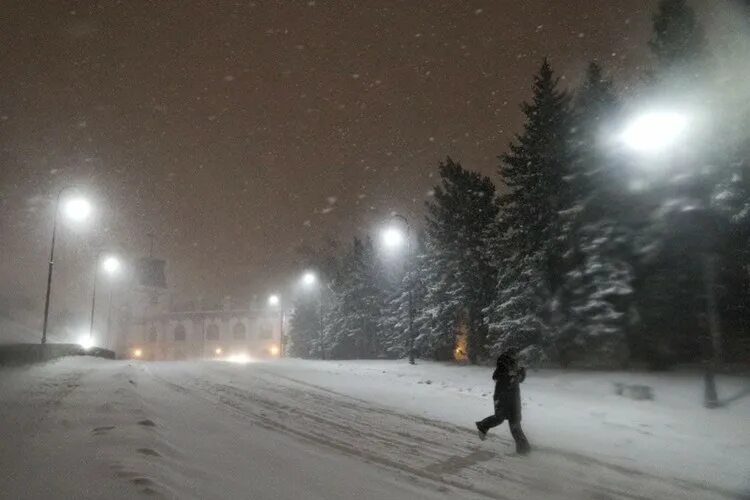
[[509, 420, 531, 454], [476, 413, 501, 433]]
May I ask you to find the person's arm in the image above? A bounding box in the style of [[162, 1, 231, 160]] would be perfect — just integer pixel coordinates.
[[492, 367, 500, 381], [518, 366, 526, 383]]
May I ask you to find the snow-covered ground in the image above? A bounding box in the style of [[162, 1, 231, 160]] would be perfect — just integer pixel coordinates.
[[0, 357, 747, 499]]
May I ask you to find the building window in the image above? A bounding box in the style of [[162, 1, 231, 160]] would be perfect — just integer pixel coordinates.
[[174, 324, 186, 341], [206, 324, 219, 341], [149, 326, 158, 343], [232, 322, 246, 340], [259, 324, 273, 339]]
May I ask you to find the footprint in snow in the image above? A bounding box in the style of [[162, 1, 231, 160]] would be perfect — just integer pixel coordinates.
[[92, 425, 116, 435], [138, 419, 157, 427], [137, 448, 161, 457], [131, 477, 157, 488]]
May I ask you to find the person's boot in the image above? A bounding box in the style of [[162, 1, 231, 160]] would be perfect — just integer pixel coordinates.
[[516, 441, 531, 455], [475, 422, 487, 441]]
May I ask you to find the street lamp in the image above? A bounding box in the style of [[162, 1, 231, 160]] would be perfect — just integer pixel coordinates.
[[300, 271, 326, 358], [89, 252, 122, 350], [619, 109, 721, 408], [301, 271, 317, 287], [381, 214, 417, 364], [268, 294, 284, 357], [102, 256, 121, 275], [620, 111, 689, 154], [41, 187, 93, 344], [63, 197, 92, 222], [381, 227, 406, 250]]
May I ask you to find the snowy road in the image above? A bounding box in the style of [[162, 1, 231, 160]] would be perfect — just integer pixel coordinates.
[[0, 358, 743, 499]]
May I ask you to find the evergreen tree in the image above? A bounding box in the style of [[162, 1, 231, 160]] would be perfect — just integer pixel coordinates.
[[324, 238, 386, 359], [379, 236, 426, 359], [633, 0, 714, 367], [287, 297, 321, 358], [486, 59, 573, 358], [418, 158, 498, 363], [649, 0, 707, 74], [557, 63, 634, 367], [497, 59, 573, 291], [486, 251, 551, 360]]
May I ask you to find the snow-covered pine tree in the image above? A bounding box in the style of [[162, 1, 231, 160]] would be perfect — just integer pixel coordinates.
[[486, 250, 551, 361], [379, 235, 426, 359], [324, 237, 386, 359], [417, 158, 498, 363], [649, 0, 707, 76], [485, 59, 573, 359], [287, 296, 321, 358], [631, 0, 712, 366], [557, 63, 634, 368]]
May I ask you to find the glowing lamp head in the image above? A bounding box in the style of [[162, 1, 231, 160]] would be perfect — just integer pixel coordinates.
[[63, 197, 92, 222], [215, 347, 223, 356], [101, 256, 121, 275], [381, 227, 405, 250], [270, 345, 280, 356], [133, 348, 142, 358], [268, 294, 280, 307], [302, 271, 317, 287], [620, 111, 689, 154]]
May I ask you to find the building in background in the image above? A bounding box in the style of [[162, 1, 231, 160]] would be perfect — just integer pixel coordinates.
[[117, 256, 280, 361]]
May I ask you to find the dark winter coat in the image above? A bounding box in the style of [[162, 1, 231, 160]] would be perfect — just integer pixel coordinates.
[[492, 354, 525, 422]]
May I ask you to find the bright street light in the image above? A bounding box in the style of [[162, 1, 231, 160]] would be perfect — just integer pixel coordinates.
[[41, 187, 94, 344], [268, 294, 280, 306], [90, 251, 123, 348], [101, 255, 121, 275], [381, 227, 406, 250], [63, 197, 92, 222], [302, 271, 317, 286], [620, 111, 689, 154]]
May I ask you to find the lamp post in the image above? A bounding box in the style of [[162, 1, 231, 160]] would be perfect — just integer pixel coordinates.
[[41, 187, 92, 344], [268, 294, 284, 357], [301, 271, 326, 359], [88, 253, 121, 350], [381, 214, 416, 364], [620, 108, 721, 408]]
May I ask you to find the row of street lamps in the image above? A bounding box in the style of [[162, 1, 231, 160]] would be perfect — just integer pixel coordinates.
[[270, 213, 414, 359], [44, 109, 720, 406], [41, 187, 123, 350]]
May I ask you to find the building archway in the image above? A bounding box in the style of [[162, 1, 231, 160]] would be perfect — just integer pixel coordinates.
[[232, 322, 246, 341], [206, 324, 220, 341], [174, 324, 186, 342]]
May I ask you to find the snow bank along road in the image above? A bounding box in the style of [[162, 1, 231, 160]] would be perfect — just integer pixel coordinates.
[[0, 358, 745, 499]]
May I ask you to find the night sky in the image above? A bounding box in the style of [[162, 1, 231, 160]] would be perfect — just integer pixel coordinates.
[[1, 0, 664, 326]]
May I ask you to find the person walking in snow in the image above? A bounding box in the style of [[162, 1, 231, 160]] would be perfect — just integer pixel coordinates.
[[475, 348, 531, 454]]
